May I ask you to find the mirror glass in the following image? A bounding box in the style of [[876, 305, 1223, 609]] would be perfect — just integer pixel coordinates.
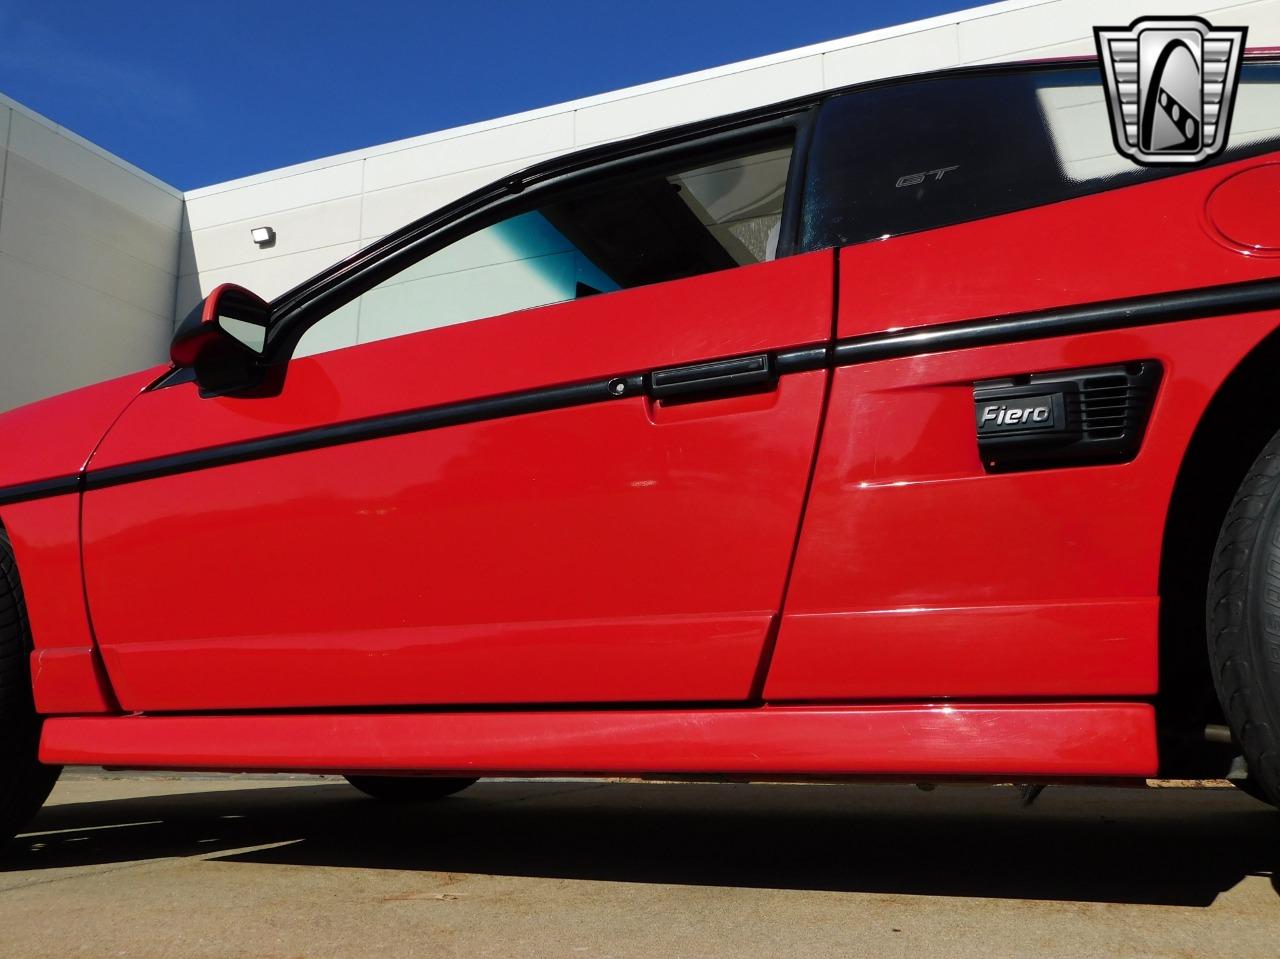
[[218, 314, 267, 353], [213, 287, 270, 354]]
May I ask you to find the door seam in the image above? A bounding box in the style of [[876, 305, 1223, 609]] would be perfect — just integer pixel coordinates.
[[748, 247, 840, 700]]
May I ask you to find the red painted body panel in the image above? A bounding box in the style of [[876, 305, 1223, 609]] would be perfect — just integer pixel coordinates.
[[770, 600, 1158, 700], [39, 703, 1158, 778], [1203, 162, 1280, 256], [1, 494, 117, 711], [2, 496, 92, 651], [30, 648, 116, 715], [767, 314, 1280, 699], [0, 496, 116, 713], [0, 367, 160, 488], [82, 256, 833, 711], [767, 155, 1280, 701], [0, 369, 158, 714]]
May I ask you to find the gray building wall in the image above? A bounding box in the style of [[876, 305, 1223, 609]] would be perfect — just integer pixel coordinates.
[[1, 0, 1278, 411], [0, 94, 182, 411]]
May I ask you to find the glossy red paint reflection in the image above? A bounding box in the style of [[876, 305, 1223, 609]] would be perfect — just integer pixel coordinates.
[[769, 600, 1159, 700], [39, 703, 1158, 778], [768, 312, 1280, 700], [83, 256, 833, 711]]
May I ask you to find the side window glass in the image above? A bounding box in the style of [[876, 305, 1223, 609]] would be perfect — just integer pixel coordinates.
[[295, 142, 792, 357], [802, 63, 1280, 251]]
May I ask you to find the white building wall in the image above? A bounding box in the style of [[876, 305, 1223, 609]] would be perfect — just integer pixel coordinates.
[[0, 94, 182, 411], [178, 0, 1280, 335]]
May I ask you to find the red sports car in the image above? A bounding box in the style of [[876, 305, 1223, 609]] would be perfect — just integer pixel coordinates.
[[3, 54, 1280, 840]]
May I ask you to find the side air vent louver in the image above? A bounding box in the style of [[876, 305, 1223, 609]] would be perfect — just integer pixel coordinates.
[[1078, 374, 1148, 440], [974, 361, 1162, 473]]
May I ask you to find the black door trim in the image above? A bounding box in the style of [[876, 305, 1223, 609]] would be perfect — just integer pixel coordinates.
[[85, 373, 650, 493], [1, 276, 1277, 507], [833, 275, 1280, 366], [0, 474, 82, 508]]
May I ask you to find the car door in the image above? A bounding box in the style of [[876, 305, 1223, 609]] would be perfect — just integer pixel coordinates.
[[80, 129, 834, 712]]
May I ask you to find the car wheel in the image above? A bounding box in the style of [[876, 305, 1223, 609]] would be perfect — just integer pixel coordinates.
[[1208, 427, 1280, 808], [0, 531, 61, 846], [344, 775, 478, 802]]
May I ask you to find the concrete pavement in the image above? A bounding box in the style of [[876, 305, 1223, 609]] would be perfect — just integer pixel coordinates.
[[1, 772, 1278, 958]]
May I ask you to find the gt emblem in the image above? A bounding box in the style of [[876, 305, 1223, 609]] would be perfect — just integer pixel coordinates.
[[1094, 16, 1247, 166], [895, 165, 958, 188]]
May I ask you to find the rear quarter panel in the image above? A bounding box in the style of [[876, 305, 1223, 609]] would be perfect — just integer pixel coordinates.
[[766, 154, 1280, 701]]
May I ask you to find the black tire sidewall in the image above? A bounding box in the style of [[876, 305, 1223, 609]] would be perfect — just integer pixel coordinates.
[[1241, 476, 1280, 800], [1209, 438, 1280, 807], [0, 530, 60, 845], [1248, 492, 1280, 697]]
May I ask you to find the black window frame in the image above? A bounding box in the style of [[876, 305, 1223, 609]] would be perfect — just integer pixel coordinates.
[[241, 52, 1280, 371], [262, 105, 821, 366]]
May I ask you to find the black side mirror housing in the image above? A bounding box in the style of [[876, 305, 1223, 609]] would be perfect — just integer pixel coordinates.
[[171, 284, 272, 396]]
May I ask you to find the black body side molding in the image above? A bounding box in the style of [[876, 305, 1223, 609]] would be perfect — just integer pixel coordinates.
[[833, 276, 1280, 366], [0, 275, 1276, 506], [0, 475, 81, 508]]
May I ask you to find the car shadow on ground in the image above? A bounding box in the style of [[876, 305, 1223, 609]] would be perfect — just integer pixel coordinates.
[[5, 779, 1279, 907]]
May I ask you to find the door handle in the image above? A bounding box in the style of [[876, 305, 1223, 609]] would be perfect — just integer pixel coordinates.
[[648, 354, 776, 401]]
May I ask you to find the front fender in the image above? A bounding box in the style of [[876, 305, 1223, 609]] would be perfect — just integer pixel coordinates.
[[0, 366, 167, 491], [0, 365, 167, 716]]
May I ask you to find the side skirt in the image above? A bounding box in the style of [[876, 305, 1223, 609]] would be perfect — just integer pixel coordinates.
[[40, 703, 1157, 779]]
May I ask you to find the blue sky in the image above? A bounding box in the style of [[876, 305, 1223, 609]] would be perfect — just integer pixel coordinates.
[[0, 1, 976, 190]]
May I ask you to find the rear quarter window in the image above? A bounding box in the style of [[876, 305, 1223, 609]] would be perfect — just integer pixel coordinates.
[[801, 61, 1280, 251]]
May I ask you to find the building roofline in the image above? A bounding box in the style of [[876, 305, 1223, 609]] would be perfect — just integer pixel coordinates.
[[0, 91, 184, 199], [183, 0, 1052, 200]]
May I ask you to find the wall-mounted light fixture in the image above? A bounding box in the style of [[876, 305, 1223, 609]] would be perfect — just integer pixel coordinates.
[[250, 226, 276, 247]]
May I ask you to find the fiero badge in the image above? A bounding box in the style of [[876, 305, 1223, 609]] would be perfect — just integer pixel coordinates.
[[1094, 16, 1247, 166], [976, 395, 1059, 435]]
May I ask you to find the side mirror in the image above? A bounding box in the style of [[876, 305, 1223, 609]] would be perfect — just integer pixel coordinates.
[[171, 284, 271, 396]]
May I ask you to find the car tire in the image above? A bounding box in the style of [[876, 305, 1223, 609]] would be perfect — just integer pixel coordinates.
[[1208, 427, 1280, 808], [0, 531, 61, 846], [344, 775, 478, 802]]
